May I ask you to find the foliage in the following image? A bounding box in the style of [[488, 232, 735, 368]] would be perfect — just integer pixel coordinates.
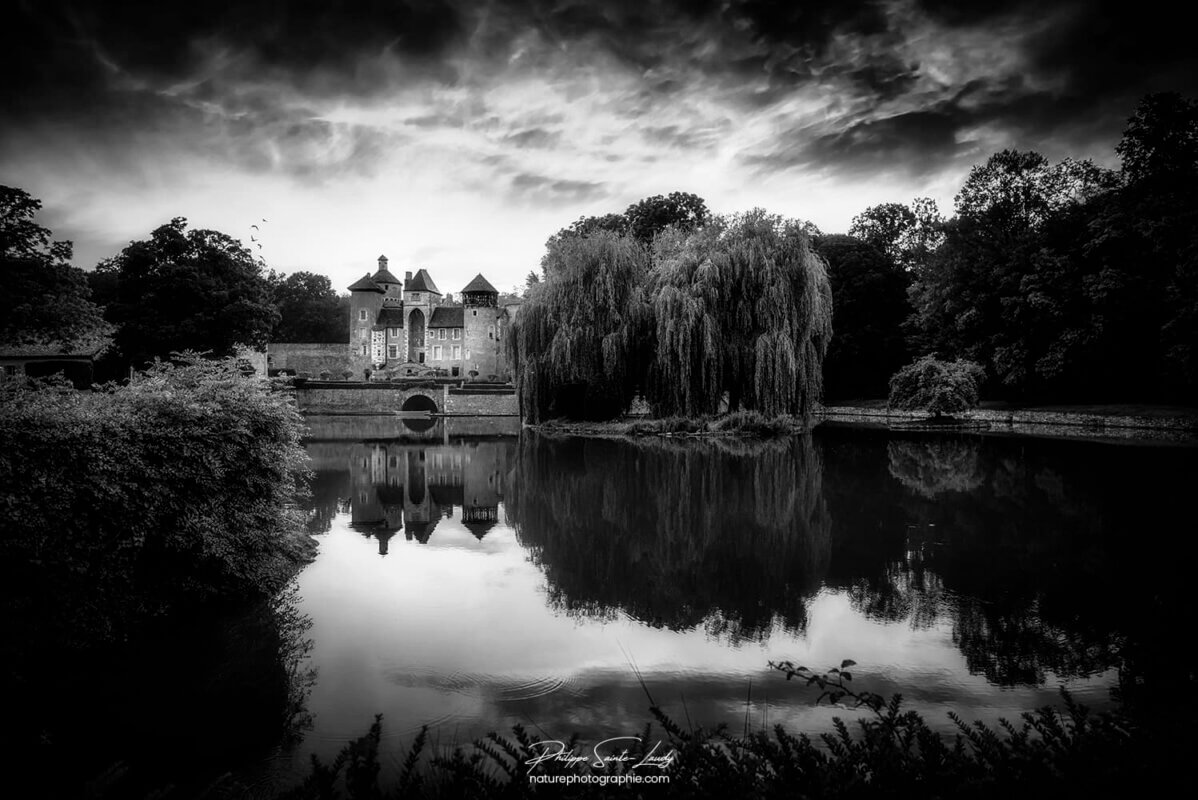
[[848, 197, 944, 273], [888, 355, 985, 417], [92, 217, 279, 368], [904, 149, 1124, 395], [646, 211, 833, 422], [815, 234, 911, 400], [270, 270, 349, 343], [197, 657, 1161, 799], [508, 230, 651, 421], [0, 355, 314, 651], [511, 210, 832, 423], [624, 191, 711, 244], [557, 191, 711, 247], [1116, 91, 1198, 186], [0, 185, 113, 353]]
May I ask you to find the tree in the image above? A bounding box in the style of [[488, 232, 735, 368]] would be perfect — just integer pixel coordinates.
[[906, 150, 1119, 396], [646, 211, 832, 420], [549, 192, 711, 250], [97, 217, 278, 367], [849, 198, 945, 274], [1116, 92, 1198, 187], [512, 209, 834, 423], [0, 185, 113, 353], [508, 230, 651, 421], [624, 191, 711, 244], [268, 270, 346, 343], [815, 234, 910, 400], [888, 356, 985, 418]]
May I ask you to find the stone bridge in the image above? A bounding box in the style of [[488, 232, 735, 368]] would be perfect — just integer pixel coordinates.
[[293, 381, 517, 416], [293, 383, 447, 415]]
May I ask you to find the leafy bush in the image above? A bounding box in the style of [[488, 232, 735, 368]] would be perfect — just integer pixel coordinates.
[[0, 355, 314, 650], [888, 355, 985, 417]]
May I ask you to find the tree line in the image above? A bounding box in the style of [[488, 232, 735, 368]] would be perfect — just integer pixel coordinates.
[[0, 199, 349, 379], [5, 92, 1195, 402], [822, 92, 1198, 403]]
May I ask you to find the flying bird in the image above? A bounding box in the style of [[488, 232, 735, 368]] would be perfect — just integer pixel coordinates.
[[251, 224, 259, 230]]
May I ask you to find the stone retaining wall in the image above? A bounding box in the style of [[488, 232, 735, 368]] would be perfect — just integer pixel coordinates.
[[819, 405, 1198, 444]]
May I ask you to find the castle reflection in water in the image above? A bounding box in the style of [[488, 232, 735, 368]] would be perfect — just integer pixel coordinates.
[[308, 437, 513, 554]]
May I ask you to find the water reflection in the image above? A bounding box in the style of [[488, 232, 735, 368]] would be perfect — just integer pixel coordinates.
[[312, 440, 512, 553], [507, 435, 830, 640], [275, 426, 1197, 785]]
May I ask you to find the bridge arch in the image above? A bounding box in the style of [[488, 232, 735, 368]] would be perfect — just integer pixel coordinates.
[[401, 392, 439, 414]]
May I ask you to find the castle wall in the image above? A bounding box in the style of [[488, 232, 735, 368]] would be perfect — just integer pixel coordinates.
[[267, 343, 352, 377]]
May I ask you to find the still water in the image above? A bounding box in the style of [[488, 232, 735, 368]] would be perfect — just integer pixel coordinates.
[[255, 421, 1197, 784]]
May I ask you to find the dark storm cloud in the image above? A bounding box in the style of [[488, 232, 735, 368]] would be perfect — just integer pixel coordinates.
[[3, 0, 1197, 184], [746, 107, 966, 176]]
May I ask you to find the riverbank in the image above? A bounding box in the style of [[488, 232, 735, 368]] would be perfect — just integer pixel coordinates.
[[820, 402, 1198, 444], [530, 411, 806, 439], [524, 403, 1198, 444]]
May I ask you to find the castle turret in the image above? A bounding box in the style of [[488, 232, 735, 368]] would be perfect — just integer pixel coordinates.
[[372, 255, 403, 304], [348, 273, 385, 374]]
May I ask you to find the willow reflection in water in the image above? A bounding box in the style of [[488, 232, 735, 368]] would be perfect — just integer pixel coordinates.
[[507, 434, 830, 640]]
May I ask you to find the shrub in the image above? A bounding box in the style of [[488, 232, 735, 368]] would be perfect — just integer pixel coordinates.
[[0, 355, 314, 650], [888, 355, 985, 417], [342, 370, 354, 380]]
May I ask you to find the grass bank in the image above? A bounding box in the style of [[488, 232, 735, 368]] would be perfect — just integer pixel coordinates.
[[529, 410, 808, 438]]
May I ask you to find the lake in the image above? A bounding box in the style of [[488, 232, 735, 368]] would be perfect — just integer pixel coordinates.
[[247, 421, 1197, 788]]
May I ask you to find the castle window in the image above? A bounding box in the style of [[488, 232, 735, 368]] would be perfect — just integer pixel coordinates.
[[472, 310, 477, 316], [452, 328, 460, 340], [359, 329, 369, 341], [359, 310, 368, 321], [439, 329, 446, 340], [464, 349, 471, 359], [452, 345, 461, 360], [411, 292, 421, 301], [388, 345, 398, 359], [432, 345, 442, 360], [361, 345, 368, 356], [451, 366, 460, 377], [389, 327, 400, 337]]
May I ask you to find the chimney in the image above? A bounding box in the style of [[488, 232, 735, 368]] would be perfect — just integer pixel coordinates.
[[378, 254, 388, 270], [405, 271, 413, 282]]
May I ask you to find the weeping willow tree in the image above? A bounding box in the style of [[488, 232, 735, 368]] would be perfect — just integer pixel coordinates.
[[507, 230, 651, 422], [646, 210, 833, 425], [510, 208, 832, 424]]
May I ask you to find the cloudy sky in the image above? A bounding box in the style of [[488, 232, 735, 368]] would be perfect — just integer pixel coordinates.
[[3, 0, 1195, 294]]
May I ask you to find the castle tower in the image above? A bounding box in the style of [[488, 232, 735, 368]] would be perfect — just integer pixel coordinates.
[[372, 255, 403, 305], [461, 274, 500, 378], [348, 272, 385, 374]]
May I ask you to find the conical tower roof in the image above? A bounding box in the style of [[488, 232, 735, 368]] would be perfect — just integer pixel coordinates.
[[348, 273, 384, 292]]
